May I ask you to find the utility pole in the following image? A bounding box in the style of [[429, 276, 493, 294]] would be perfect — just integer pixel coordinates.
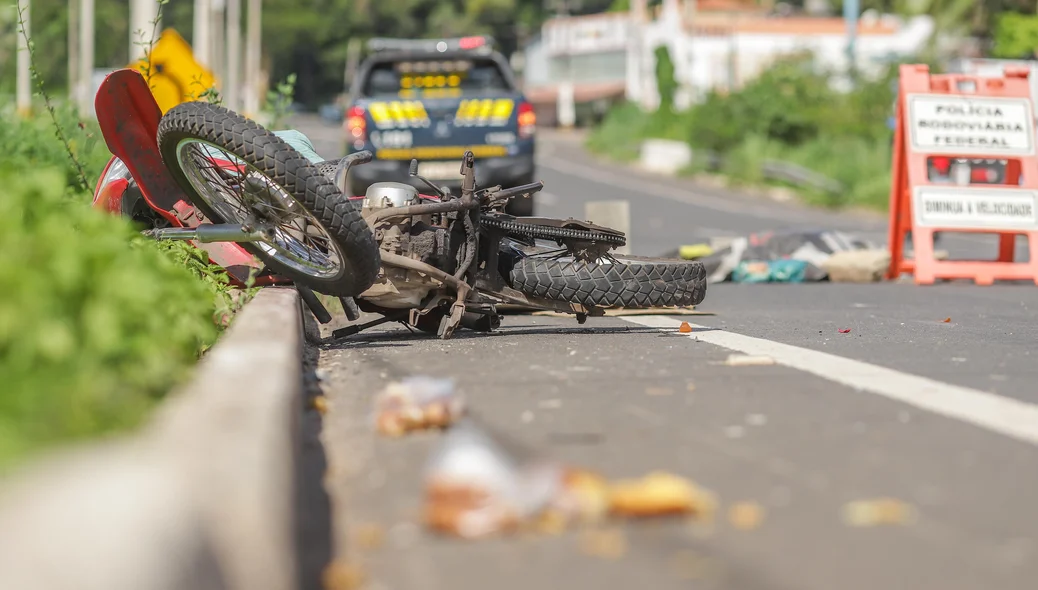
[[69, 0, 79, 102], [16, 0, 31, 116], [129, 0, 159, 63], [344, 38, 361, 96], [194, 0, 212, 68], [211, 0, 226, 93], [551, 0, 577, 129], [79, 0, 95, 114], [844, 0, 859, 81], [243, 0, 261, 117], [225, 0, 241, 111]]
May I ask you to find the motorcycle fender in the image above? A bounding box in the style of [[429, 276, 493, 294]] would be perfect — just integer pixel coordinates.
[[93, 68, 269, 285]]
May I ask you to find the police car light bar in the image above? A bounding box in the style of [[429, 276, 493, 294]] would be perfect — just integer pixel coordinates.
[[366, 36, 495, 54]]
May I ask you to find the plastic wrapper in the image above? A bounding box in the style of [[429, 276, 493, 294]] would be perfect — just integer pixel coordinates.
[[374, 376, 465, 436], [421, 418, 567, 538]]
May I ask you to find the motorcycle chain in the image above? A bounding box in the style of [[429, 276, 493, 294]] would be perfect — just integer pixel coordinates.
[[481, 217, 627, 247]]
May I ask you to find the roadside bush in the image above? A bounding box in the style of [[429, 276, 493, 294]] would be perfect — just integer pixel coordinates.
[[0, 101, 253, 472], [586, 51, 899, 211], [0, 166, 224, 471]]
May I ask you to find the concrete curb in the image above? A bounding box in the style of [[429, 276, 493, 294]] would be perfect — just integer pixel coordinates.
[[0, 287, 305, 590]]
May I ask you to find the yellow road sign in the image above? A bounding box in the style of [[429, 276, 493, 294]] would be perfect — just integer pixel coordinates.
[[130, 29, 217, 113]]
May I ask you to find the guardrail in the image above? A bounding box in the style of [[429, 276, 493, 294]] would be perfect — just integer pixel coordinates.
[[684, 146, 845, 196]]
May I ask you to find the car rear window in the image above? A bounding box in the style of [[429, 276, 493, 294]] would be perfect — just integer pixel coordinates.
[[360, 57, 512, 98]]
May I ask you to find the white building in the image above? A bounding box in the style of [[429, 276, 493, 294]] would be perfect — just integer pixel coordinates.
[[523, 0, 936, 120]]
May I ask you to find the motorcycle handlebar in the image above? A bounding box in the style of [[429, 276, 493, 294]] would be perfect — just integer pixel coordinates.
[[494, 181, 543, 201]]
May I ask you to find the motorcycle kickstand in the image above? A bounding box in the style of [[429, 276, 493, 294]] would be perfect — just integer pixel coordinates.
[[331, 311, 408, 340], [437, 302, 466, 340]]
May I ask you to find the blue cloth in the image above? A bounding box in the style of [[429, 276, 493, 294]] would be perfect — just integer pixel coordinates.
[[272, 129, 325, 164], [732, 259, 808, 283]]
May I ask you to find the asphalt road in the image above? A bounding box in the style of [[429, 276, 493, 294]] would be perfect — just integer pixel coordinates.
[[288, 116, 1038, 590]]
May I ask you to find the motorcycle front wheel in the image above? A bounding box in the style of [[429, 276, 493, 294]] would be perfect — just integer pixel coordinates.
[[156, 101, 381, 297], [509, 255, 707, 308]]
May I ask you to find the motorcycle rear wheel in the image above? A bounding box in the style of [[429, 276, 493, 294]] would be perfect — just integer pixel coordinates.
[[156, 101, 381, 297], [509, 255, 707, 308]]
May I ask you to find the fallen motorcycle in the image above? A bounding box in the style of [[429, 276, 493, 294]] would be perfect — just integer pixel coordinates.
[[92, 69, 707, 339]]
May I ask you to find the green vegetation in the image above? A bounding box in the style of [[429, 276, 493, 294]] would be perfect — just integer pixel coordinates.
[[587, 51, 902, 210], [0, 104, 254, 473], [993, 12, 1038, 59]]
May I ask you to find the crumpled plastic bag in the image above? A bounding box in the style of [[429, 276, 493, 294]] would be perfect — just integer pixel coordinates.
[[421, 419, 717, 539], [374, 377, 465, 436], [422, 418, 566, 538]]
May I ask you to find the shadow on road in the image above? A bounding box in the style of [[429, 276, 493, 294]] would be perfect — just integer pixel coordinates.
[[294, 337, 334, 589], [318, 321, 666, 351]]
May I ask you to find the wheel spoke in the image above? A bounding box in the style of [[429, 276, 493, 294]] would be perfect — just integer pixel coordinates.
[[174, 138, 345, 279]]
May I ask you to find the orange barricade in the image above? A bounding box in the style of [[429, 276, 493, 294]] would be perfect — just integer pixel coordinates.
[[886, 64, 1038, 286]]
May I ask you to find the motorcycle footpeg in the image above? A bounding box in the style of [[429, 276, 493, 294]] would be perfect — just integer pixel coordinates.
[[297, 285, 332, 324]]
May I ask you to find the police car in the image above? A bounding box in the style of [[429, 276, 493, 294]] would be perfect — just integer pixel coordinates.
[[343, 35, 538, 215]]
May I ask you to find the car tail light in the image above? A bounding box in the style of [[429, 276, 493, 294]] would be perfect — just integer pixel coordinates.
[[346, 106, 367, 146], [518, 101, 536, 139], [458, 36, 487, 50]]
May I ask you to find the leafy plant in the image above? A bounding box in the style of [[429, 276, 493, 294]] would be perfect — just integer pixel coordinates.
[[15, 3, 90, 192], [266, 73, 298, 129]]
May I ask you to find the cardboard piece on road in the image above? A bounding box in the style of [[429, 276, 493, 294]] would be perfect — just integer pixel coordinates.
[[585, 200, 631, 255], [823, 249, 892, 283], [886, 64, 1038, 285], [130, 29, 217, 114]]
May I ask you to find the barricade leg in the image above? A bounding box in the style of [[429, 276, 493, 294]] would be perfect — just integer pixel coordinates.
[[912, 228, 937, 285], [998, 234, 1016, 262], [1031, 235, 1038, 286]]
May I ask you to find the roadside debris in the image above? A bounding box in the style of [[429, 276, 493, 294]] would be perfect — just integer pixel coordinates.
[[322, 560, 366, 590], [579, 527, 628, 559], [421, 418, 565, 538], [722, 354, 776, 366], [421, 418, 716, 539], [354, 523, 386, 551], [822, 249, 891, 283], [838, 328, 851, 334], [728, 502, 766, 530], [311, 395, 329, 415], [645, 387, 674, 396], [609, 471, 716, 518], [374, 376, 465, 437], [842, 498, 917, 527], [943, 317, 952, 323], [665, 230, 882, 284]]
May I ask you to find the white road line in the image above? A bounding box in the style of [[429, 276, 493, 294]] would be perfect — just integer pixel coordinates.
[[620, 316, 1038, 448]]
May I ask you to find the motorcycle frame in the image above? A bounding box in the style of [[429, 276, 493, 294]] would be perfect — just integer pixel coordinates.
[[92, 69, 602, 339]]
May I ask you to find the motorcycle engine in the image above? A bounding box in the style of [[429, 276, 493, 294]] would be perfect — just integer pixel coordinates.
[[359, 182, 452, 309]]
